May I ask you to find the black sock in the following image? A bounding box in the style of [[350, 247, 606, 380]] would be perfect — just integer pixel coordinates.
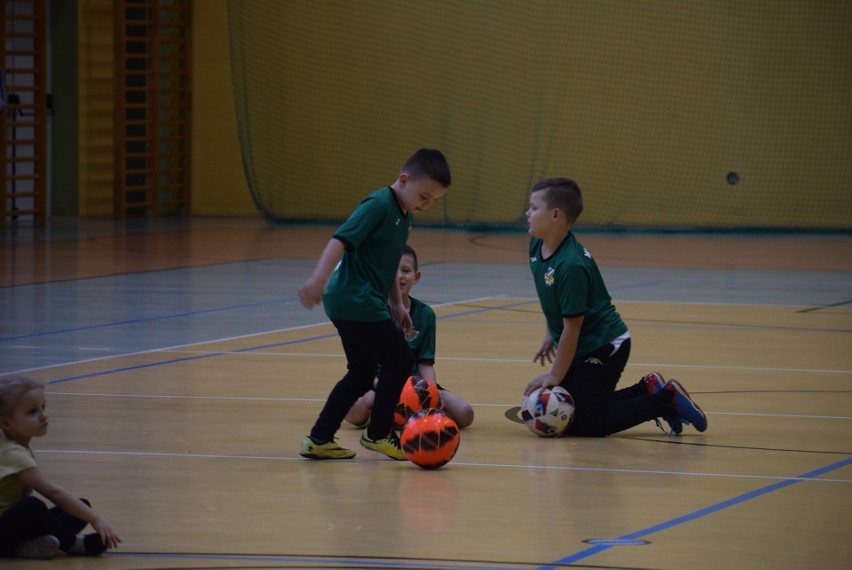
[[83, 533, 107, 556]]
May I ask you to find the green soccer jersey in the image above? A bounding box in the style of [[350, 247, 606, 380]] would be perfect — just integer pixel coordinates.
[[323, 186, 413, 321], [377, 296, 437, 376], [408, 296, 436, 367], [529, 233, 628, 358]]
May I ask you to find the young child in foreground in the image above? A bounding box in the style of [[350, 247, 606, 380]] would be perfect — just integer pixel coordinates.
[[0, 374, 121, 559]]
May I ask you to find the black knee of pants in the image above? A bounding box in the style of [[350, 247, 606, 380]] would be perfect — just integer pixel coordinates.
[[0, 496, 79, 555], [50, 498, 91, 535], [562, 340, 631, 437], [370, 352, 414, 438]]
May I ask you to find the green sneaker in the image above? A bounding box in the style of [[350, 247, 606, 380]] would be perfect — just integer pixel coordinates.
[[359, 429, 407, 461], [299, 436, 355, 460]]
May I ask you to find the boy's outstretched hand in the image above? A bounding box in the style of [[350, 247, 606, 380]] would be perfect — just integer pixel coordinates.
[[533, 342, 555, 366], [298, 278, 324, 309], [525, 371, 560, 396], [389, 300, 414, 336], [92, 518, 122, 550]]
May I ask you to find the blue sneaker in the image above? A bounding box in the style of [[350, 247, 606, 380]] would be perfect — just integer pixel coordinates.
[[663, 379, 707, 432], [642, 372, 683, 435]]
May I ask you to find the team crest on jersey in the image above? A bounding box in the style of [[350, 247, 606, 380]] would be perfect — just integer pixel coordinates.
[[544, 267, 556, 287]]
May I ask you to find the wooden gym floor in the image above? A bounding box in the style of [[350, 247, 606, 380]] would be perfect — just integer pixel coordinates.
[[1, 218, 851, 569]]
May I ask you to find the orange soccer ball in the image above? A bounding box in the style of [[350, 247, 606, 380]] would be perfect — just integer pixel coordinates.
[[400, 408, 460, 469], [394, 375, 441, 426]]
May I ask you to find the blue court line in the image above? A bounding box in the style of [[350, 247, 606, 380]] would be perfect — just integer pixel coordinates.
[[2, 272, 470, 343], [0, 297, 298, 342], [608, 279, 665, 291], [436, 299, 535, 320], [114, 552, 524, 570], [539, 456, 852, 569], [46, 333, 335, 385], [47, 299, 535, 384]]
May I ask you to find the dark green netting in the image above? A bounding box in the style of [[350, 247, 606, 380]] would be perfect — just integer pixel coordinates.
[[228, 1, 852, 231]]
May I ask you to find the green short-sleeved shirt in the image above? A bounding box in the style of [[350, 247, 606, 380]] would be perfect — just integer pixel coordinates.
[[0, 436, 36, 514], [375, 296, 436, 376], [409, 296, 436, 367], [323, 187, 413, 321], [529, 233, 628, 358]]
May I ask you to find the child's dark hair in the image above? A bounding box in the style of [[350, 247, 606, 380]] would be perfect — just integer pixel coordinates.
[[402, 244, 419, 271], [402, 148, 452, 188], [531, 177, 583, 224], [0, 374, 44, 417]]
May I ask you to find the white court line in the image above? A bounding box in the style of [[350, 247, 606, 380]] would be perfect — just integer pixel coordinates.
[[11, 296, 498, 374], [150, 349, 852, 375], [613, 299, 852, 309], [627, 363, 852, 374], [13, 296, 850, 376], [44, 392, 852, 420], [442, 297, 852, 310], [11, 321, 335, 374], [709, 411, 852, 420], [47, 391, 325, 402], [36, 449, 852, 483]]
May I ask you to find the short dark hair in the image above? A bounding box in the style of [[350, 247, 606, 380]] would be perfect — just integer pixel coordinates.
[[402, 244, 419, 271], [530, 177, 583, 224], [402, 148, 451, 188]]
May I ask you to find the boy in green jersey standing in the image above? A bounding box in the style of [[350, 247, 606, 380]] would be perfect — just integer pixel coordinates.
[[297, 149, 452, 459], [525, 177, 707, 436]]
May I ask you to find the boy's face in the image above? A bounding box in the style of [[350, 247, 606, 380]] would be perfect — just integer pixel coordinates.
[[397, 253, 420, 296], [397, 174, 449, 214], [0, 388, 49, 443], [526, 190, 554, 238]]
